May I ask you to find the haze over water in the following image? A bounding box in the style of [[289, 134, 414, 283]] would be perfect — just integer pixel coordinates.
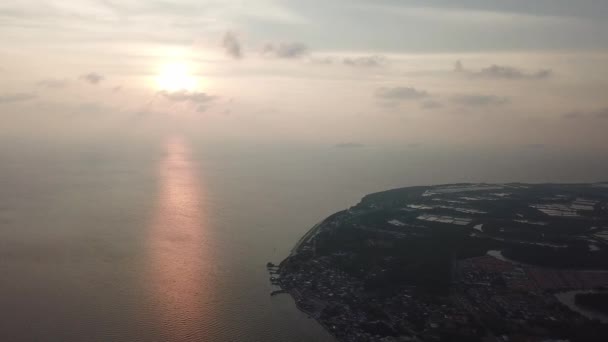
[[0, 137, 608, 341]]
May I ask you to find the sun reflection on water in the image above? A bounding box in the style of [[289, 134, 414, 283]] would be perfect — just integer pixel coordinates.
[[146, 137, 214, 341]]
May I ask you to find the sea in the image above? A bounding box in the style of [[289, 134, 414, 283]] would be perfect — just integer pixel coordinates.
[[0, 136, 607, 341]]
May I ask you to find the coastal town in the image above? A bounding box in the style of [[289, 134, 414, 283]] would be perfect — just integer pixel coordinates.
[[271, 183, 608, 341]]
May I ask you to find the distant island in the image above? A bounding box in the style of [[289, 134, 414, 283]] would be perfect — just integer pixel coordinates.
[[272, 183, 608, 341]]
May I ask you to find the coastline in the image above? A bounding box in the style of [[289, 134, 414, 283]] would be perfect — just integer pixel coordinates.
[[286, 210, 348, 258], [288, 220, 323, 257], [285, 286, 338, 340], [277, 216, 340, 340]]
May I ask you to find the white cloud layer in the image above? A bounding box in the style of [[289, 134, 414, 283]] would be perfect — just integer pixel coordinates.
[[0, 0, 607, 148]]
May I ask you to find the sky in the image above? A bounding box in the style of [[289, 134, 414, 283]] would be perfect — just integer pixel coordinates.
[[1, 0, 608, 148]]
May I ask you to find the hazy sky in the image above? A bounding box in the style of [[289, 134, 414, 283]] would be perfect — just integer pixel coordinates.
[[1, 0, 607, 147]]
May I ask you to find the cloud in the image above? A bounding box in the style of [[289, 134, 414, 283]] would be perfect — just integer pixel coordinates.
[[80, 72, 104, 84], [480, 65, 552, 79], [0, 93, 37, 104], [158, 90, 217, 104], [376, 87, 430, 101], [343, 55, 387, 68], [308, 55, 388, 68], [452, 94, 508, 107], [222, 32, 242, 59], [455, 61, 552, 80], [262, 42, 308, 59], [37, 78, 69, 88]]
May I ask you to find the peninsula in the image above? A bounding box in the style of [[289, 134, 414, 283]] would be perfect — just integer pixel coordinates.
[[274, 183, 608, 341]]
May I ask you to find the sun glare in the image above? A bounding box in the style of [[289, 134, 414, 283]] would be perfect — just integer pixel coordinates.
[[156, 62, 198, 92]]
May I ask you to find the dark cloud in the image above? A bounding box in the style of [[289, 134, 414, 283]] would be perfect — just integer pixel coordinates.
[[455, 61, 552, 80], [37, 78, 69, 88], [222, 32, 242, 59], [481, 65, 552, 79], [335, 142, 365, 148], [0, 93, 37, 104], [158, 90, 217, 104], [376, 87, 430, 101], [262, 42, 308, 59], [80, 72, 104, 84], [343, 55, 387, 68], [452, 94, 509, 107], [309, 55, 388, 67]]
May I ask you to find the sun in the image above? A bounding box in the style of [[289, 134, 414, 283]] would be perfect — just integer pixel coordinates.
[[156, 62, 198, 92]]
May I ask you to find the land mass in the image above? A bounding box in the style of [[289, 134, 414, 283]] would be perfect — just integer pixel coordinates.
[[273, 183, 608, 341], [575, 293, 608, 315]]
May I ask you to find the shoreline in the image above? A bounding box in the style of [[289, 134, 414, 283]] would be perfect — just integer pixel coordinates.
[[288, 220, 323, 257], [281, 286, 338, 341], [277, 216, 340, 340]]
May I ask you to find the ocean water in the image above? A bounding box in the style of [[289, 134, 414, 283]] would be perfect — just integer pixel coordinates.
[[0, 137, 607, 341]]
